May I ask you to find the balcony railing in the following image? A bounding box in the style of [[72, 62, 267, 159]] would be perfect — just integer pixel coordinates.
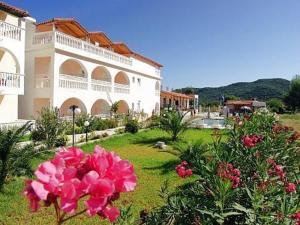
[[35, 77, 51, 88], [0, 21, 22, 41], [114, 83, 130, 94], [59, 74, 88, 90], [32, 31, 133, 66], [0, 72, 22, 89], [91, 79, 112, 92]]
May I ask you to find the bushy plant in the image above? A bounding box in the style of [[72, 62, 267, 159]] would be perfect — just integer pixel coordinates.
[[146, 112, 300, 225], [54, 135, 69, 147], [34, 107, 66, 148], [125, 120, 139, 134], [160, 110, 189, 141], [0, 122, 31, 190], [8, 144, 35, 177]]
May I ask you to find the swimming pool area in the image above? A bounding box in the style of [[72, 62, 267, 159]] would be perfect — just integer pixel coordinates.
[[190, 117, 226, 129]]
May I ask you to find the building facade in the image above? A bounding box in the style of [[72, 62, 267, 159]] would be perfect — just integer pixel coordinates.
[[0, 2, 30, 124], [19, 18, 162, 119], [160, 90, 198, 111]]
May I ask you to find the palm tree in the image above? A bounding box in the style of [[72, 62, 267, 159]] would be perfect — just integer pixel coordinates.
[[0, 122, 31, 190], [160, 111, 189, 141]]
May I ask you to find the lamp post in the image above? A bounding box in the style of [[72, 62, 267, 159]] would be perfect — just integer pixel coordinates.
[[84, 120, 90, 143], [69, 105, 81, 147]]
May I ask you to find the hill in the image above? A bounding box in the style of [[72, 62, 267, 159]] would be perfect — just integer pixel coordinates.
[[175, 78, 290, 105]]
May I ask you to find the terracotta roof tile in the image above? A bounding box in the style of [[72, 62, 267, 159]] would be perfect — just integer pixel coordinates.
[[0, 1, 29, 17]]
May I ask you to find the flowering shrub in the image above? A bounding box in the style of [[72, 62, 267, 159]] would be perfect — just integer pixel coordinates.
[[145, 112, 300, 225], [24, 146, 137, 225]]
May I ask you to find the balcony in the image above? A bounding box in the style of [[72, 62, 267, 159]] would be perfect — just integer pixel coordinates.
[[91, 79, 112, 92], [32, 31, 133, 66], [0, 72, 24, 94], [35, 77, 51, 88], [59, 74, 88, 90], [114, 83, 130, 94], [0, 21, 22, 41]]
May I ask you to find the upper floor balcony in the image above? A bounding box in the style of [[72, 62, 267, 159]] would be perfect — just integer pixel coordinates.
[[0, 72, 24, 95], [31, 31, 161, 78], [32, 31, 132, 66], [0, 21, 23, 41]]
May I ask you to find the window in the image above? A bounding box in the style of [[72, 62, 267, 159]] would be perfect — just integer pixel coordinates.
[[132, 77, 135, 83], [137, 78, 141, 86]]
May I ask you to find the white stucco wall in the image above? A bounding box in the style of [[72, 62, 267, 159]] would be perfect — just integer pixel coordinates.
[[0, 10, 28, 123]]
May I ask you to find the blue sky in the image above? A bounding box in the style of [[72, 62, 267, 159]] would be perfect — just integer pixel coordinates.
[[7, 0, 300, 88]]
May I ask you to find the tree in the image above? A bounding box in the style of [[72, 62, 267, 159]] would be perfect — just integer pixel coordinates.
[[284, 75, 300, 112], [0, 122, 31, 190], [160, 111, 189, 141], [110, 101, 120, 116], [267, 99, 285, 113]]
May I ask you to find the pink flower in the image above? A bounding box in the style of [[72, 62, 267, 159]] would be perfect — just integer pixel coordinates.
[[24, 146, 137, 223], [242, 134, 264, 148], [24, 180, 41, 212], [102, 206, 120, 222], [285, 183, 297, 194], [175, 161, 193, 178], [292, 212, 300, 225], [217, 162, 241, 189]]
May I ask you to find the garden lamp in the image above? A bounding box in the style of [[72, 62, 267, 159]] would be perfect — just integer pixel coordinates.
[[69, 105, 81, 147], [84, 120, 90, 143]]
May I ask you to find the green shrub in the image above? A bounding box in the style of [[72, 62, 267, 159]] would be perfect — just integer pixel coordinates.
[[34, 107, 66, 148], [125, 120, 139, 134], [30, 129, 46, 142], [146, 112, 300, 225], [0, 122, 31, 190], [54, 135, 69, 147], [8, 144, 35, 177]]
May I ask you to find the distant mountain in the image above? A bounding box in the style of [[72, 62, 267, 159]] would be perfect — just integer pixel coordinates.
[[175, 78, 290, 104]]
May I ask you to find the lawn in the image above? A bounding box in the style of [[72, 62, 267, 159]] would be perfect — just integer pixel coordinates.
[[0, 128, 220, 225], [280, 113, 300, 131]]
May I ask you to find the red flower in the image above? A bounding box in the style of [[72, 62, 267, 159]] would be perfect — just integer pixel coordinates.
[[292, 212, 300, 225], [217, 162, 241, 189], [285, 183, 297, 194], [242, 134, 263, 148], [175, 161, 193, 178]]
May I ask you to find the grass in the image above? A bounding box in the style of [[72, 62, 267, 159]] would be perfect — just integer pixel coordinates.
[[0, 128, 219, 225], [280, 113, 300, 131]]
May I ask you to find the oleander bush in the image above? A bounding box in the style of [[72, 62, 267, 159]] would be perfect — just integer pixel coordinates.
[[146, 112, 300, 225]]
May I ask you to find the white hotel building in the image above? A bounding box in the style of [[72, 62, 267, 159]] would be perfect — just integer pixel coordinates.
[[0, 2, 29, 124], [20, 17, 162, 120], [1, 1, 162, 126]]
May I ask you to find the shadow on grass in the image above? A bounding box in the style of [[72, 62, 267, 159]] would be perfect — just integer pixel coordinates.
[[131, 135, 172, 147], [143, 159, 179, 175]]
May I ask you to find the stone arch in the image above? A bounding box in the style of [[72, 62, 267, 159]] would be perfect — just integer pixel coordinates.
[[117, 100, 129, 114], [91, 66, 111, 82], [59, 97, 87, 117], [91, 99, 110, 116], [114, 71, 130, 86], [59, 59, 87, 77], [0, 47, 20, 73]]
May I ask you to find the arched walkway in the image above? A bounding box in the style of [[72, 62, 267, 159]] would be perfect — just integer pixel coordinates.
[[59, 98, 87, 117], [91, 99, 110, 116], [117, 100, 129, 114], [114, 71, 130, 86], [0, 47, 20, 73], [91, 66, 111, 82], [59, 59, 87, 77]]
